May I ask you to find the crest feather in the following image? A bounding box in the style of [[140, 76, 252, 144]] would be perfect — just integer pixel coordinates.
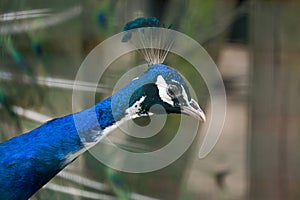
[[122, 17, 174, 65]]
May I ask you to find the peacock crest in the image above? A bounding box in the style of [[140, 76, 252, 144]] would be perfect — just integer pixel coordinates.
[[122, 17, 174, 65]]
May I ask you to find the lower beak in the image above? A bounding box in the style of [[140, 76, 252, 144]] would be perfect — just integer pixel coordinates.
[[181, 99, 206, 122]]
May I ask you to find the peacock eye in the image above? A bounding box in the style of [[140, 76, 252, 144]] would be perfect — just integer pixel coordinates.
[[167, 84, 182, 98]]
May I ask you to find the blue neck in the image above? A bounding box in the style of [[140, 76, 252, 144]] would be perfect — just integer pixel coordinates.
[[0, 96, 124, 200]]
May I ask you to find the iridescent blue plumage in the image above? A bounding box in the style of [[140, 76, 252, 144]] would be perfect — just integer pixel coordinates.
[[0, 18, 205, 199], [0, 115, 82, 199]]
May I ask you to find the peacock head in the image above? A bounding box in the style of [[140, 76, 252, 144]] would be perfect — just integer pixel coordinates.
[[114, 63, 206, 122]]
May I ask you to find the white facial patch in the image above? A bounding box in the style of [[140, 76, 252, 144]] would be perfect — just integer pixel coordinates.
[[156, 75, 174, 106], [125, 96, 146, 116], [181, 85, 189, 103]]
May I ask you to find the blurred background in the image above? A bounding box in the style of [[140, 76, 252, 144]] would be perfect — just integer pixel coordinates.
[[1, 0, 300, 199]]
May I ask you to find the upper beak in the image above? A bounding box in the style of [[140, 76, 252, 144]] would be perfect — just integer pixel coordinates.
[[181, 99, 206, 122]]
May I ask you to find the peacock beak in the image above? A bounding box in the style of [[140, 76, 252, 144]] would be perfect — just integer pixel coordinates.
[[181, 99, 206, 122]]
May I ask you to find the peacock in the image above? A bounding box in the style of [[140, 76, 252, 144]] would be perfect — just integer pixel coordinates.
[[0, 18, 206, 200]]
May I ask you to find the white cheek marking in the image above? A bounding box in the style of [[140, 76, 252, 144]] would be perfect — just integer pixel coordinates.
[[125, 96, 146, 116], [156, 75, 174, 106], [181, 85, 189, 103]]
